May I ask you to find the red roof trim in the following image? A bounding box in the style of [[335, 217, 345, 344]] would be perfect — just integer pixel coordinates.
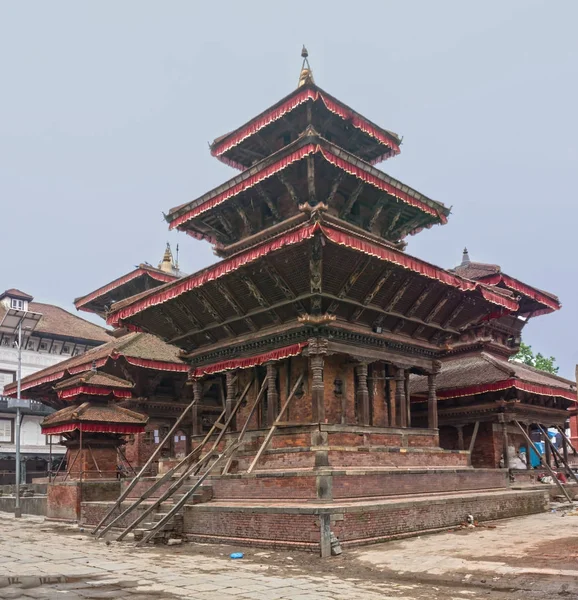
[[108, 221, 519, 329], [56, 385, 133, 400], [170, 144, 444, 232], [42, 422, 145, 435], [421, 378, 577, 402], [192, 343, 307, 377], [477, 273, 560, 313], [5, 354, 185, 396], [124, 356, 190, 372], [211, 88, 400, 167], [75, 268, 177, 311]]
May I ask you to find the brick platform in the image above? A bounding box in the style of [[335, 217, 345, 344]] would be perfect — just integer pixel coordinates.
[[180, 489, 549, 551]]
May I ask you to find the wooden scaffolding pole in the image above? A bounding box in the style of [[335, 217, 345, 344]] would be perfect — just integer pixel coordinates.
[[513, 420, 572, 503], [92, 395, 199, 536], [247, 373, 305, 474]]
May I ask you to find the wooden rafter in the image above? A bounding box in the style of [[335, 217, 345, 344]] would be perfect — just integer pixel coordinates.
[[215, 282, 257, 332], [196, 290, 236, 336], [423, 292, 451, 324], [239, 274, 281, 324], [158, 307, 185, 336], [262, 262, 307, 314], [327, 256, 372, 314], [442, 300, 467, 329], [382, 279, 411, 313], [232, 202, 252, 235], [349, 268, 394, 322], [406, 284, 433, 319]]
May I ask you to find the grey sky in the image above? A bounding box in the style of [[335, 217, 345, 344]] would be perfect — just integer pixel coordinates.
[[1, 1, 576, 377]]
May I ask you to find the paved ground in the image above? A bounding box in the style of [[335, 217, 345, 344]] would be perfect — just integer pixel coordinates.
[[1, 509, 578, 599]]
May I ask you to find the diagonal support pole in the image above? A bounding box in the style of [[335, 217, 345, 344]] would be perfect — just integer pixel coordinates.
[[247, 373, 304, 474], [514, 420, 572, 504], [92, 396, 198, 535]]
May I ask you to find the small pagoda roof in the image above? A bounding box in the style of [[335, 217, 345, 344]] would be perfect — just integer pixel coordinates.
[[453, 250, 560, 316], [410, 352, 576, 403], [74, 263, 181, 316], [167, 132, 450, 245], [209, 82, 402, 170], [4, 331, 189, 398], [53, 371, 134, 400], [41, 401, 147, 436]]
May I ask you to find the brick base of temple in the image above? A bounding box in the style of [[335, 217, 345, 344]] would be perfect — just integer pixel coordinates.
[[81, 488, 549, 552], [76, 424, 550, 553]]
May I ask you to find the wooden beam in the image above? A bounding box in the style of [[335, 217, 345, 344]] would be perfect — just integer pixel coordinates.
[[256, 185, 280, 220], [406, 284, 432, 319], [232, 202, 252, 235], [215, 282, 257, 332], [307, 155, 316, 204], [349, 268, 394, 322], [468, 421, 480, 456], [329, 292, 460, 335], [277, 172, 300, 204], [383, 209, 402, 237], [382, 278, 411, 313], [340, 182, 364, 218], [367, 197, 387, 233], [326, 172, 345, 204], [158, 307, 185, 336], [239, 274, 281, 324], [441, 300, 467, 328], [262, 262, 307, 315], [196, 291, 236, 336], [423, 292, 451, 324]]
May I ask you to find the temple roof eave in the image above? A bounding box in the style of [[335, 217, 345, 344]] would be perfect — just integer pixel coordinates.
[[209, 83, 402, 167], [166, 134, 450, 235]]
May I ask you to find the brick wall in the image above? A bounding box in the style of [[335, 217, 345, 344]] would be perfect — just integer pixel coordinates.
[[47, 482, 80, 520], [181, 489, 547, 551], [335, 490, 548, 545]]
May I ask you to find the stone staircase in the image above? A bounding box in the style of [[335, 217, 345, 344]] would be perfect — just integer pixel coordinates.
[[133, 481, 213, 543]]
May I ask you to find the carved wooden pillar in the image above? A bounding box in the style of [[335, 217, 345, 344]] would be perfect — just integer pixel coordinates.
[[310, 234, 323, 315], [501, 417, 510, 469], [427, 372, 438, 430], [309, 338, 328, 423], [355, 363, 370, 426], [544, 427, 551, 468], [266, 363, 279, 427], [395, 368, 406, 428], [404, 371, 411, 428], [192, 380, 203, 436], [456, 425, 464, 451], [225, 371, 237, 431]]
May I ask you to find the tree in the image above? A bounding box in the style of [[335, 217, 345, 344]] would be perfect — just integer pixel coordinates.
[[510, 342, 559, 374]]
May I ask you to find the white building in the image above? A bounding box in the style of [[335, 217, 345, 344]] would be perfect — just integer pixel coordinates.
[[0, 288, 111, 484]]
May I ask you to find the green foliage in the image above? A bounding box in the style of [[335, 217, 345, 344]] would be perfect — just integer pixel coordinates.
[[511, 342, 559, 374]]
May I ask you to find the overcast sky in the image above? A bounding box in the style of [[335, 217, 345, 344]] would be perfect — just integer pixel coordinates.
[[1, 1, 576, 377]]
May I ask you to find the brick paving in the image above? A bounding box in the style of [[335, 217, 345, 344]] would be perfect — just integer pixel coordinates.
[[0, 511, 504, 600]]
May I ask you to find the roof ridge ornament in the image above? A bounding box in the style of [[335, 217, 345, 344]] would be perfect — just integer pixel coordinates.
[[461, 247, 471, 266], [298, 45, 315, 88]]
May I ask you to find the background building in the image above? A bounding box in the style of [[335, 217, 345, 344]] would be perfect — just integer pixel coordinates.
[[0, 288, 111, 483]]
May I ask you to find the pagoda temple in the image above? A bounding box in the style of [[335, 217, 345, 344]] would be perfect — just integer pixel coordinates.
[[411, 250, 577, 475], [78, 52, 562, 554]]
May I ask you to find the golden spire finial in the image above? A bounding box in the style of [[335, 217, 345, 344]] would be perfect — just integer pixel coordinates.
[[158, 242, 175, 273], [298, 45, 315, 88]]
